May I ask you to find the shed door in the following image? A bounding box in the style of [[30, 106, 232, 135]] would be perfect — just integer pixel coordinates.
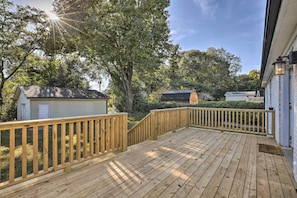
[[38, 104, 49, 119]]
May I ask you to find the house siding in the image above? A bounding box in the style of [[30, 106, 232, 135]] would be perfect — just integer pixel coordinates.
[[17, 92, 31, 120], [30, 99, 107, 119], [261, 0, 297, 182], [292, 39, 297, 180]]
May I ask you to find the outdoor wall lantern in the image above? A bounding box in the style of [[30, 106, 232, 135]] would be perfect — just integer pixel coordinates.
[[273, 51, 297, 75], [273, 56, 286, 75]]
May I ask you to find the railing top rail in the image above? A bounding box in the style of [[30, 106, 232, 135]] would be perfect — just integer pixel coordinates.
[[128, 112, 152, 133], [0, 113, 128, 128], [189, 107, 273, 112], [150, 107, 189, 113]]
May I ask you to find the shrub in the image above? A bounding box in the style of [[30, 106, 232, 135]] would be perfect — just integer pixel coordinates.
[[195, 101, 264, 109]]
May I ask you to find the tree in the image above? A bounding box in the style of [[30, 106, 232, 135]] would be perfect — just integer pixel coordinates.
[[22, 54, 90, 89], [236, 70, 262, 92], [167, 44, 182, 89], [0, 0, 48, 106], [167, 48, 242, 100], [55, 0, 170, 113]]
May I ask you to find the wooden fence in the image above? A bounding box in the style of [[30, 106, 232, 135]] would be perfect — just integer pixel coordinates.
[[0, 113, 128, 189]]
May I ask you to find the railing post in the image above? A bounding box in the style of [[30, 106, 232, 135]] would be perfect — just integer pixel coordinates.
[[122, 113, 128, 151], [271, 110, 275, 137], [151, 111, 158, 140], [187, 108, 191, 127]]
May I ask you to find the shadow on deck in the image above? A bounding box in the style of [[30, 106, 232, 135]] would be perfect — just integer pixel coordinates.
[[1, 128, 296, 198]]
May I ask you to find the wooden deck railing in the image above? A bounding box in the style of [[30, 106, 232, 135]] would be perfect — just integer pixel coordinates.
[[128, 107, 275, 146], [128, 108, 190, 146], [0, 107, 275, 189], [0, 113, 128, 189], [189, 108, 275, 136]]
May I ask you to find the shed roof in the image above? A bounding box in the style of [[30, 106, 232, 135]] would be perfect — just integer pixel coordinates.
[[162, 90, 195, 95], [15, 85, 108, 100], [161, 90, 197, 102]]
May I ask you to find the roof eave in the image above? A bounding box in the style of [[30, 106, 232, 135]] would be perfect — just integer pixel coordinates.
[[260, 0, 282, 81]]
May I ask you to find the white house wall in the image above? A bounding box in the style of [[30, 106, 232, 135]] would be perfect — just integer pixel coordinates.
[[30, 99, 107, 119], [17, 92, 31, 120]]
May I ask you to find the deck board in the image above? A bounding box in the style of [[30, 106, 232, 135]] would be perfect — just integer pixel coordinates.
[[1, 128, 297, 198]]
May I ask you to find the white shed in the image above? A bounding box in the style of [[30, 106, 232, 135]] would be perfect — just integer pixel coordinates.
[[14, 85, 109, 120], [224, 91, 256, 101]]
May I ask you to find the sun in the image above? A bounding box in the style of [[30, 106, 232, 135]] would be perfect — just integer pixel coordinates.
[[46, 11, 60, 21]]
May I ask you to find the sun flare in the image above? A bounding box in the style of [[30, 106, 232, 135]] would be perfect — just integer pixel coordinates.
[[46, 11, 60, 21]]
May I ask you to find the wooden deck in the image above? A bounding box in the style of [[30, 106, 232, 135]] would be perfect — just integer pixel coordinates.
[[1, 128, 297, 198]]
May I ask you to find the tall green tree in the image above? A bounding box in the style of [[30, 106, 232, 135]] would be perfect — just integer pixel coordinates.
[[167, 48, 242, 99], [0, 0, 48, 105], [55, 0, 170, 113], [236, 70, 262, 92]]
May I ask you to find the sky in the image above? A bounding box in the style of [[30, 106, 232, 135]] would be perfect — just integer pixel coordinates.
[[13, 0, 266, 74]]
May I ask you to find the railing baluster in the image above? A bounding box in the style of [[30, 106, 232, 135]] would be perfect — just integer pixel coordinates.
[[257, 112, 260, 133], [83, 121, 88, 158], [52, 124, 58, 170], [43, 125, 48, 172], [9, 128, 15, 183], [261, 112, 265, 134], [90, 120, 94, 156], [22, 127, 27, 178], [95, 120, 100, 155], [33, 126, 38, 175], [69, 123, 74, 163], [101, 119, 105, 153], [76, 122, 81, 161], [61, 123, 66, 167]]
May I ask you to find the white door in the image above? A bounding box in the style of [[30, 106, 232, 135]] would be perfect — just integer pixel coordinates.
[[38, 104, 49, 119], [289, 69, 294, 147]]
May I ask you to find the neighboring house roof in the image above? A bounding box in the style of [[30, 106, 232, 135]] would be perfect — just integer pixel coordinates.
[[15, 85, 108, 100], [224, 91, 256, 97]]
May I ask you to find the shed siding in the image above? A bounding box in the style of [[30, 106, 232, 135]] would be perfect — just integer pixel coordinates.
[[17, 92, 31, 120], [30, 99, 107, 119], [189, 92, 198, 104], [161, 90, 198, 105]]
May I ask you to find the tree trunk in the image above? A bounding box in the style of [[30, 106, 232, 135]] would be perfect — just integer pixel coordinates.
[[124, 82, 133, 114], [110, 62, 134, 114], [122, 62, 133, 114], [0, 61, 5, 106]]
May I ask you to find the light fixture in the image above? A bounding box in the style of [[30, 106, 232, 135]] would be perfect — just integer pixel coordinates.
[[273, 56, 286, 75], [273, 51, 297, 75]]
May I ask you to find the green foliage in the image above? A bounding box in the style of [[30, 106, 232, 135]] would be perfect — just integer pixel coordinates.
[[236, 70, 263, 94], [161, 48, 242, 100], [0, 81, 18, 121], [195, 101, 264, 109], [55, 0, 171, 113], [0, 0, 48, 105]]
